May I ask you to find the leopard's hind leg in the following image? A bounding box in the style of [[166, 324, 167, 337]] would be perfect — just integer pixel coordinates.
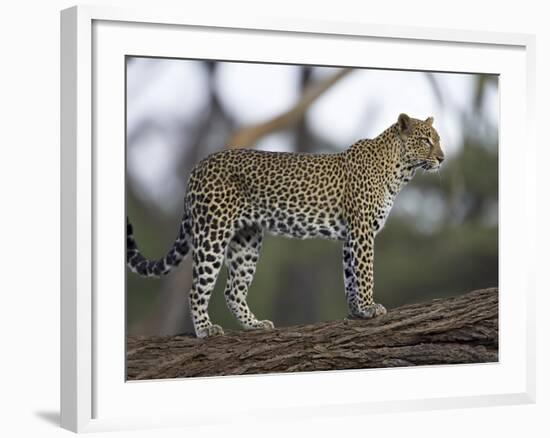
[[223, 225, 274, 331], [188, 217, 235, 338]]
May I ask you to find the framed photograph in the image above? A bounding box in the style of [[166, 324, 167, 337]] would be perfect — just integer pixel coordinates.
[[61, 5, 536, 433]]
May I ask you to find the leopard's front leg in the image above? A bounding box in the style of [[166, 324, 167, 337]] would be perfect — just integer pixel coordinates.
[[343, 228, 387, 319]]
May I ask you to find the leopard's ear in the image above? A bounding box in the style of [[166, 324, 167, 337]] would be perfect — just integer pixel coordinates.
[[425, 116, 434, 126], [398, 113, 412, 138]]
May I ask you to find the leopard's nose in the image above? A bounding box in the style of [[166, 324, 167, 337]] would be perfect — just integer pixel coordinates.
[[436, 155, 445, 164]]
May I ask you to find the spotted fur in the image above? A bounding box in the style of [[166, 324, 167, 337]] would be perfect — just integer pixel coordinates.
[[127, 114, 444, 338]]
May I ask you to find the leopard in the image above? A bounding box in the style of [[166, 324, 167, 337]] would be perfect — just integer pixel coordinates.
[[127, 113, 444, 338]]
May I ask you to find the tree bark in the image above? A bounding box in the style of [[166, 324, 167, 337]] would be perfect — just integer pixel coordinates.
[[126, 287, 497, 380]]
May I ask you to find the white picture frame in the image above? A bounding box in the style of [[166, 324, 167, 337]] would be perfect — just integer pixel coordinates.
[[60, 4, 536, 433]]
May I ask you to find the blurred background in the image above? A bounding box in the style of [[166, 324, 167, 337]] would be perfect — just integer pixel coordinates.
[[126, 57, 498, 336]]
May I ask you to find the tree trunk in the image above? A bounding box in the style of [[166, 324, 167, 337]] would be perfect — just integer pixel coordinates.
[[126, 287, 497, 380]]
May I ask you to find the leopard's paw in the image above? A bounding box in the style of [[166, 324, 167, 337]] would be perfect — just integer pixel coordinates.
[[257, 319, 275, 330], [196, 324, 225, 338], [350, 303, 387, 319], [245, 319, 275, 331], [371, 303, 387, 317]]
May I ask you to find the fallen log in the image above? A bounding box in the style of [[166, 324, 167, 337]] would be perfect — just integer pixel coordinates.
[[127, 287, 498, 379]]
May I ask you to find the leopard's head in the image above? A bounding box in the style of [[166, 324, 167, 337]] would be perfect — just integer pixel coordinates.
[[397, 113, 444, 172]]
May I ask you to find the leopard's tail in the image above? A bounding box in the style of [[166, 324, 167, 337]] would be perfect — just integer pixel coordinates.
[[126, 214, 191, 278]]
